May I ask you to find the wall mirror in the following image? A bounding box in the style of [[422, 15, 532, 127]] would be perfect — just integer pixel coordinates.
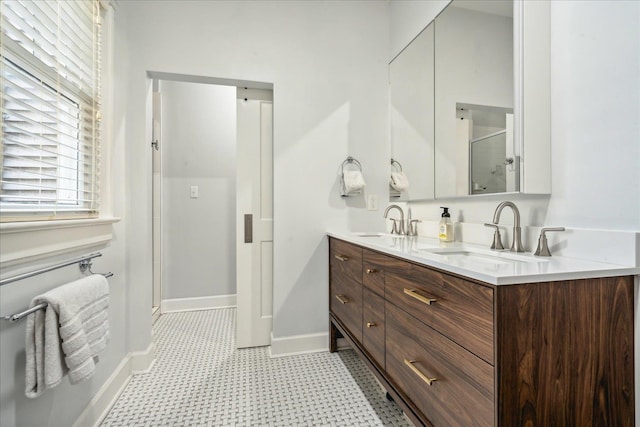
[[434, 0, 514, 198], [389, 23, 435, 202], [389, 0, 550, 201]]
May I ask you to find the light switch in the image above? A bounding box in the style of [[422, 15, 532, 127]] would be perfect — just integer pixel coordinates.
[[190, 186, 199, 198], [367, 194, 378, 211]]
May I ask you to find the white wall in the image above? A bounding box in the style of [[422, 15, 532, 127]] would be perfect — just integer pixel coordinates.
[[117, 1, 390, 340], [161, 81, 237, 300], [390, 0, 451, 60]]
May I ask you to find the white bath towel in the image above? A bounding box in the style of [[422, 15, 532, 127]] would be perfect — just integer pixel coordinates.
[[390, 172, 409, 191], [342, 170, 366, 194], [25, 274, 110, 398]]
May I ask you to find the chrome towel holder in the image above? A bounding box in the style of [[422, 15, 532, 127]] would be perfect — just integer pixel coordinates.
[[1, 252, 113, 323], [341, 156, 362, 174], [340, 156, 365, 197]]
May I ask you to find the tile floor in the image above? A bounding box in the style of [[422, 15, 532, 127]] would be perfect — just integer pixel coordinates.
[[100, 308, 412, 427]]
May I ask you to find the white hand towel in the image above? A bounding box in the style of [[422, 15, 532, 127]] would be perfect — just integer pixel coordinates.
[[390, 172, 409, 191], [25, 274, 110, 398], [343, 170, 366, 194]]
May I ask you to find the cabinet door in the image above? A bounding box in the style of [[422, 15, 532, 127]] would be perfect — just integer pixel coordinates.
[[329, 238, 364, 343], [386, 302, 494, 427], [496, 277, 635, 426], [362, 249, 385, 297], [362, 288, 385, 368]]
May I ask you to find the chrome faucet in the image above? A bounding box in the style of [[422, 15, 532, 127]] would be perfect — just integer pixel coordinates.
[[384, 204, 405, 235], [491, 201, 524, 252]]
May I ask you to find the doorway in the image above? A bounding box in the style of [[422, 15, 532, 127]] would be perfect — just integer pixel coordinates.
[[149, 72, 273, 348]]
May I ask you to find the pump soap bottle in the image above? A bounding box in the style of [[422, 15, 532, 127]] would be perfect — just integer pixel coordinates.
[[439, 207, 454, 242]]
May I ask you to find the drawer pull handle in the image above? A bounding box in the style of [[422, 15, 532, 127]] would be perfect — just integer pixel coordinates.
[[366, 322, 376, 328], [366, 268, 377, 274], [404, 288, 437, 306], [335, 294, 350, 304], [404, 359, 438, 386], [335, 254, 349, 262]]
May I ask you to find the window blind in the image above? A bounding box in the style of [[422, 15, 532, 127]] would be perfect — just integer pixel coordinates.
[[1, 0, 102, 221]]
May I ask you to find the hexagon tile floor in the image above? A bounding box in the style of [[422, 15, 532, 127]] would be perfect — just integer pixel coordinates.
[[100, 308, 412, 427]]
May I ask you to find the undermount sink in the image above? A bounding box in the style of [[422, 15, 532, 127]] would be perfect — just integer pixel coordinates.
[[352, 232, 405, 238], [418, 247, 547, 265], [352, 232, 386, 237]]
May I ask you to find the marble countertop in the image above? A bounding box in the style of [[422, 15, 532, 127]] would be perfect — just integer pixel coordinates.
[[328, 231, 640, 285]]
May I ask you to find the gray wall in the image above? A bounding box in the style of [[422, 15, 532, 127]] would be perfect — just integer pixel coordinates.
[[160, 81, 237, 300]]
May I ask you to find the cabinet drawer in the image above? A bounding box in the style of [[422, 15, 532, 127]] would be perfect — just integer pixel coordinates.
[[385, 260, 494, 364], [330, 238, 363, 285], [386, 302, 494, 427], [362, 288, 385, 368], [330, 275, 362, 343], [362, 249, 385, 297]]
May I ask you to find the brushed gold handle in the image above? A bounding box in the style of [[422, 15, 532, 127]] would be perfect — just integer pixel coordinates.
[[404, 288, 437, 306], [366, 268, 377, 274], [334, 254, 349, 262], [404, 359, 438, 386], [366, 322, 376, 328], [335, 294, 350, 304]]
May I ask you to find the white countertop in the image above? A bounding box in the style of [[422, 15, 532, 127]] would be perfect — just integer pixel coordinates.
[[328, 231, 640, 285]]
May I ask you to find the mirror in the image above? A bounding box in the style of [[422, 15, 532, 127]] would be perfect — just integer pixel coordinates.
[[389, 23, 435, 201], [459, 104, 517, 196], [434, 0, 514, 198], [389, 0, 550, 201]]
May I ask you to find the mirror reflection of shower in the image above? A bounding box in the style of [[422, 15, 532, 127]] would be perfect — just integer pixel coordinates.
[[456, 103, 518, 195]]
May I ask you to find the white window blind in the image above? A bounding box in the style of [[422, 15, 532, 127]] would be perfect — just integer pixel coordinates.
[[1, 0, 102, 221]]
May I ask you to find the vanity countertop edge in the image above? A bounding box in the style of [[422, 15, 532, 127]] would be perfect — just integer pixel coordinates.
[[327, 231, 640, 286]]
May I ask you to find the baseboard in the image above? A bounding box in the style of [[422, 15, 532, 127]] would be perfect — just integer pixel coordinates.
[[72, 356, 132, 427], [269, 332, 328, 357], [131, 342, 156, 374], [161, 294, 237, 313], [73, 342, 156, 427]]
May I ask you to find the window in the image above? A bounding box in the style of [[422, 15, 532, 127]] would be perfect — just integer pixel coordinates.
[[1, 0, 102, 222]]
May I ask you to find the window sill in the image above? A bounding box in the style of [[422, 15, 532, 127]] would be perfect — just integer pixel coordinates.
[[0, 217, 121, 267]]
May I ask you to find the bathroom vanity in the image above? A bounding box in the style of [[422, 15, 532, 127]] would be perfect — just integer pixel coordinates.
[[328, 233, 635, 426]]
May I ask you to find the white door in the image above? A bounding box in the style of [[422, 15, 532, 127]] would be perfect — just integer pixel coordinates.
[[236, 89, 273, 348]]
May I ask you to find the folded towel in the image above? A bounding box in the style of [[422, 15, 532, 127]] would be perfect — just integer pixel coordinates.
[[342, 170, 366, 194], [390, 172, 409, 191], [25, 274, 110, 398]]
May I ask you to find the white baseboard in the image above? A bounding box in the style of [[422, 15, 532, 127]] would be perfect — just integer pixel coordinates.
[[73, 343, 156, 427], [131, 342, 156, 374], [161, 294, 237, 313], [269, 332, 328, 357]]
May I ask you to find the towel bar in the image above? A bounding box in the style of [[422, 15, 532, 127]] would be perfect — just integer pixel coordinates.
[[1, 253, 113, 323], [1, 253, 105, 287]]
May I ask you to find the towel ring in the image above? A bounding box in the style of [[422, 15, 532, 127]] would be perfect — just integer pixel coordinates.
[[341, 156, 362, 174], [391, 158, 403, 172], [340, 156, 364, 197]]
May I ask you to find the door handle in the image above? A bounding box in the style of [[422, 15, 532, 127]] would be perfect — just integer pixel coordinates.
[[244, 214, 253, 243]]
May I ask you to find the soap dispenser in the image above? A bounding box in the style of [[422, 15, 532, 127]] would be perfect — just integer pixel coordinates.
[[439, 207, 454, 242]]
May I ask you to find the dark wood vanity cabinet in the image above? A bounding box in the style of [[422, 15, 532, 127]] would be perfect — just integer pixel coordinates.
[[328, 237, 635, 427]]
